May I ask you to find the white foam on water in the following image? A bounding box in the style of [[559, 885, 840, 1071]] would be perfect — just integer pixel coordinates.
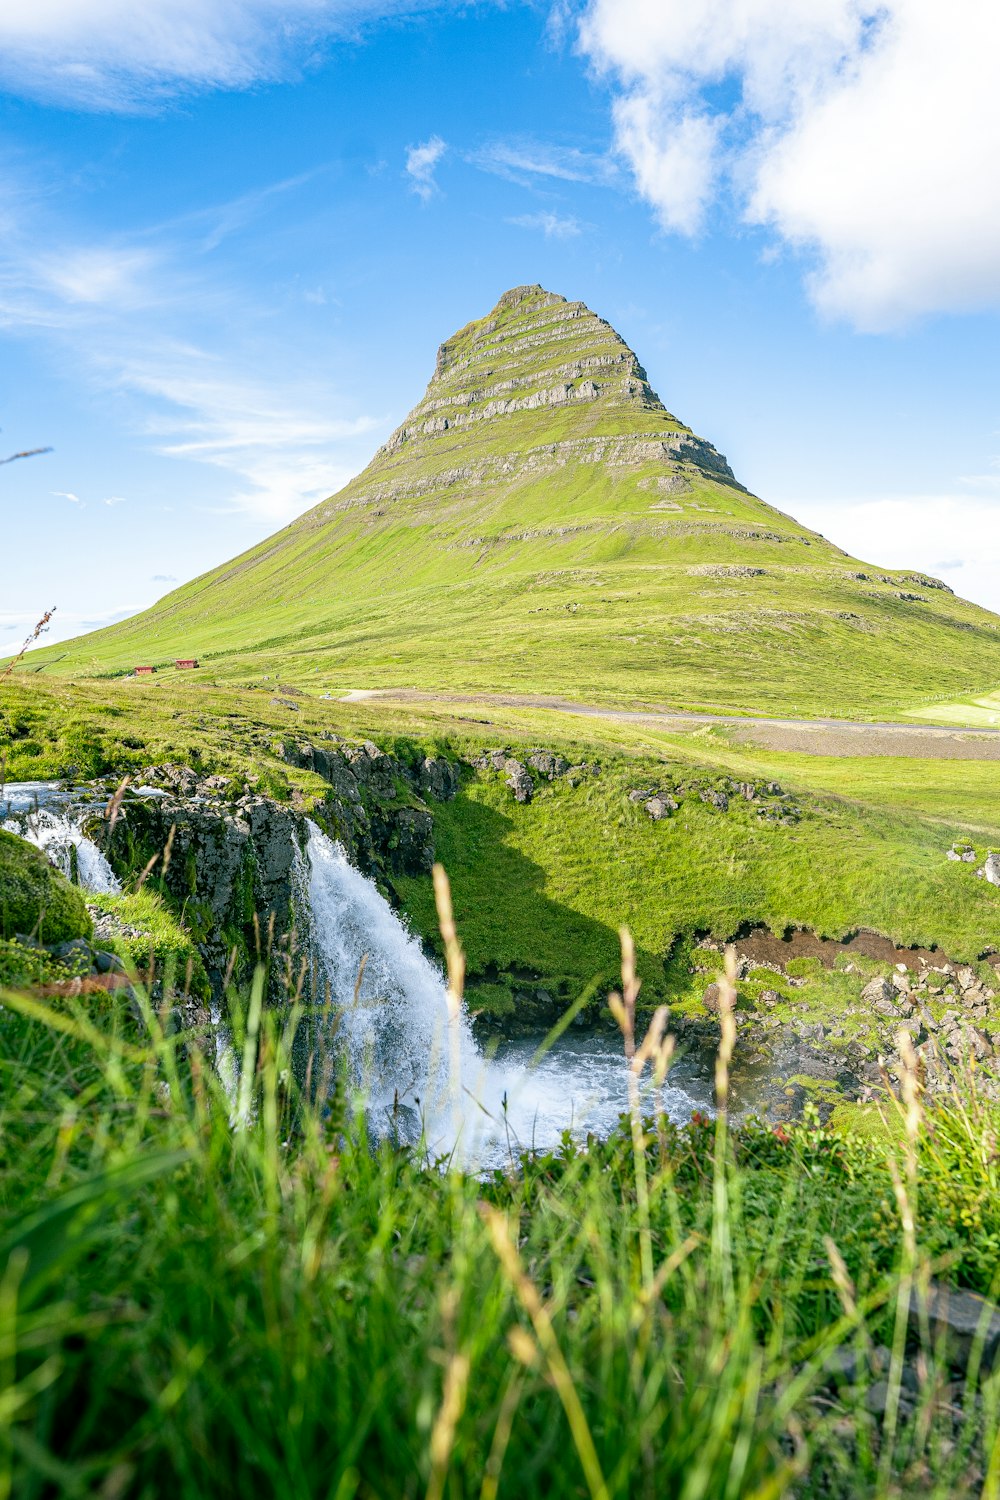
[[301, 819, 698, 1168]]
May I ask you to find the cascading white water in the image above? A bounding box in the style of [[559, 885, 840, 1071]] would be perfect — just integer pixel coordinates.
[[3, 784, 120, 895], [302, 820, 484, 1152], [14, 810, 121, 894], [301, 819, 702, 1168]]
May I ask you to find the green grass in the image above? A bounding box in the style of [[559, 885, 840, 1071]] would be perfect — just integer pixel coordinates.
[[87, 887, 210, 998], [15, 285, 1000, 721], [905, 688, 1000, 728], [4, 678, 1000, 1024], [396, 757, 1000, 1017], [1, 968, 999, 1497]]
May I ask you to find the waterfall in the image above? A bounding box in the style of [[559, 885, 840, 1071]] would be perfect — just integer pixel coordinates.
[[301, 819, 700, 1167], [302, 820, 486, 1154], [3, 786, 120, 895]]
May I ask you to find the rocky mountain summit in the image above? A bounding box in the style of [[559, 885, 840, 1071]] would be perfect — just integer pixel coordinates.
[[375, 283, 738, 483]]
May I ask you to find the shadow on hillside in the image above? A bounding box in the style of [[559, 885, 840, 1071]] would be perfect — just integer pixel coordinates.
[[397, 788, 675, 1036]]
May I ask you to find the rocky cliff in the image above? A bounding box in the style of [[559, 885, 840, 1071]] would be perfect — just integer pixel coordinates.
[[94, 743, 458, 995]]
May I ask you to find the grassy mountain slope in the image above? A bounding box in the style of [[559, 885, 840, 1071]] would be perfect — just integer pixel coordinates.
[[28, 284, 1000, 718]]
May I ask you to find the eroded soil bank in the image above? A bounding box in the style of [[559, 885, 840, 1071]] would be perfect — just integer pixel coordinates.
[[730, 925, 962, 973]]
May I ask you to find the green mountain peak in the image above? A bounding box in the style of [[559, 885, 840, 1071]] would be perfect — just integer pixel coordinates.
[[377, 282, 736, 483], [28, 285, 1000, 719]]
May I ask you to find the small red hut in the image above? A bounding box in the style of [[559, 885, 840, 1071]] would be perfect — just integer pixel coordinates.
[[135, 665, 155, 675], [175, 658, 200, 669]]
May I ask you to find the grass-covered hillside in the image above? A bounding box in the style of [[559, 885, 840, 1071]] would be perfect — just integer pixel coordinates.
[[4, 677, 999, 1024], [22, 285, 1000, 720]]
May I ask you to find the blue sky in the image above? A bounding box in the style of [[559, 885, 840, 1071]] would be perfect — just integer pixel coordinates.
[[2, 0, 1000, 655]]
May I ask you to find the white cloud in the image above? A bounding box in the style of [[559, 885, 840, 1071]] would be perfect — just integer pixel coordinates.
[[405, 136, 447, 201], [791, 493, 1000, 614], [611, 96, 718, 237], [471, 138, 618, 186], [38, 247, 157, 305], [0, 240, 163, 329], [102, 496, 127, 505], [579, 0, 1000, 327], [123, 357, 381, 520], [52, 490, 83, 505], [0, 1, 440, 109], [507, 210, 583, 239]]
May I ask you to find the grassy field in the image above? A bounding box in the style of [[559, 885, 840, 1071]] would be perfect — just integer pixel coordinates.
[[906, 689, 1000, 728], [17, 286, 1000, 722], [4, 677, 999, 1021], [1, 958, 999, 1498]]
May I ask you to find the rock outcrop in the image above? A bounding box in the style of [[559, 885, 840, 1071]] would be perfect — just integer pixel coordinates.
[[93, 742, 462, 996]]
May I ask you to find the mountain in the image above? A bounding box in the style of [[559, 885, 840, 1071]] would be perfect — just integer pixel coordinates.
[[34, 284, 1000, 717]]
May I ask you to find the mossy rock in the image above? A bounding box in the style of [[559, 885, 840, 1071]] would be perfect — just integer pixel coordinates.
[[0, 829, 92, 944]]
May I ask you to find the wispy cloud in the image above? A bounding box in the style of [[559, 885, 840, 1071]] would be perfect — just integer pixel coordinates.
[[168, 170, 322, 253], [0, 2, 450, 111], [0, 238, 165, 330], [37, 246, 157, 305], [471, 137, 618, 187], [507, 210, 583, 239], [152, 574, 177, 582], [0, 162, 386, 525], [52, 490, 83, 505], [405, 136, 447, 201], [123, 356, 382, 520]]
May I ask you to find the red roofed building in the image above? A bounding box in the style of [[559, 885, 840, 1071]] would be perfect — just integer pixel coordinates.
[[135, 665, 155, 675], [175, 658, 200, 669]]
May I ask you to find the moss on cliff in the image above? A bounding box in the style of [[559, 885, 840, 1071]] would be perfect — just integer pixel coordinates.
[[0, 829, 92, 944]]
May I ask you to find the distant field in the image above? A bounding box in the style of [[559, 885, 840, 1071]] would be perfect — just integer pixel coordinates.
[[904, 688, 1000, 727]]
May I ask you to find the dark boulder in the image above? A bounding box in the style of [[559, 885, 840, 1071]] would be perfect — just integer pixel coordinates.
[[419, 756, 459, 801]]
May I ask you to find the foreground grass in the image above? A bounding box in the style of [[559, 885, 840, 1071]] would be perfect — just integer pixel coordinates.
[[1, 960, 999, 1498]]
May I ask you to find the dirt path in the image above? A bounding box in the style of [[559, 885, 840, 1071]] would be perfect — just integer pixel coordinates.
[[339, 688, 1000, 760]]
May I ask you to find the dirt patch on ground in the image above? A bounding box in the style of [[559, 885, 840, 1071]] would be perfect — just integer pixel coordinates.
[[726, 722, 1000, 761], [731, 926, 957, 973], [341, 689, 1000, 761]]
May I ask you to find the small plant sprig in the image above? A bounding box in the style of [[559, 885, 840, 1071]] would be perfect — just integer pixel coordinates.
[[0, 446, 52, 467], [1, 606, 56, 680]]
